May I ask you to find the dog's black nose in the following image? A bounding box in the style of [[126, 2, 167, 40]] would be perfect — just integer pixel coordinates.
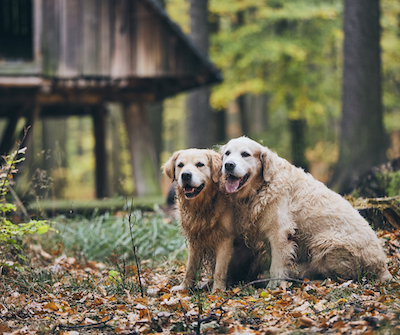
[[181, 171, 192, 181], [225, 161, 236, 172]]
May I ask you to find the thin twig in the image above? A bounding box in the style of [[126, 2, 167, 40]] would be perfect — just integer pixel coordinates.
[[178, 299, 190, 332], [51, 314, 114, 334], [128, 209, 144, 297]]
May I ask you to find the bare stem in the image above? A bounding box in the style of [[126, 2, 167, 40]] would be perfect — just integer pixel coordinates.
[[128, 209, 144, 297]]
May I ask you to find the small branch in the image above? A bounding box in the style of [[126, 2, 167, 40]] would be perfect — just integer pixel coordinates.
[[51, 314, 114, 334], [178, 299, 190, 332], [128, 209, 144, 297]]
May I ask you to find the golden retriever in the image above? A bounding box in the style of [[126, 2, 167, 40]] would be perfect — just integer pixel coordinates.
[[220, 136, 392, 288], [163, 148, 262, 292]]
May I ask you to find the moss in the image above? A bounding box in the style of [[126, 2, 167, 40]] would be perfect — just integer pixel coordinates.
[[387, 170, 400, 197], [371, 170, 400, 197]]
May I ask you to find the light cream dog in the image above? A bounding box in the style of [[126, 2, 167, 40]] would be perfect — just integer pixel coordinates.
[[163, 149, 240, 292], [220, 136, 392, 288]]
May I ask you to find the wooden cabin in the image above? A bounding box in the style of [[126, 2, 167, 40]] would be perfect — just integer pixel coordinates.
[[0, 0, 221, 198]]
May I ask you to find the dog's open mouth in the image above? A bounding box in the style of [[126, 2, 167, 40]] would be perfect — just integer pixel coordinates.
[[225, 173, 250, 193], [183, 183, 205, 198]]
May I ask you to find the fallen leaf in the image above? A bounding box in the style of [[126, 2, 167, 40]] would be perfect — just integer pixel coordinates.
[[297, 316, 315, 328], [44, 302, 60, 311], [0, 323, 11, 333]]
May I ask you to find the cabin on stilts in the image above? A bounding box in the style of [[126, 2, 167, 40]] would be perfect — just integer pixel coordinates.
[[0, 0, 222, 199]]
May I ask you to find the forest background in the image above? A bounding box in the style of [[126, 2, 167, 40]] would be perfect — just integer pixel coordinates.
[[5, 0, 400, 203]]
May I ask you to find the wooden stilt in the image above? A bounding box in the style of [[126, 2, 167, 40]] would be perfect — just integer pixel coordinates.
[[0, 102, 30, 155], [93, 105, 109, 198], [123, 102, 160, 197]]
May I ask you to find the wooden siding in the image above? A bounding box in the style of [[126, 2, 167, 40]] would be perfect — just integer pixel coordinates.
[[40, 0, 202, 79]]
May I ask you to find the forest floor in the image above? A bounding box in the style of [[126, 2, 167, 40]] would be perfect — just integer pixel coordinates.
[[1, 226, 400, 334]]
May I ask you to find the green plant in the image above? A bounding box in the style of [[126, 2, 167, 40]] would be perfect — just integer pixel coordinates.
[[39, 209, 186, 264], [372, 170, 400, 197], [387, 170, 400, 197], [0, 131, 51, 269]]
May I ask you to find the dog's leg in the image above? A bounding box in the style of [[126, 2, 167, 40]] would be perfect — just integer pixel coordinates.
[[171, 243, 200, 292], [212, 237, 234, 292], [266, 204, 297, 289]]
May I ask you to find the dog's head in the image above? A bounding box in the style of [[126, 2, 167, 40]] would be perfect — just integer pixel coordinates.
[[220, 136, 277, 196], [162, 149, 222, 200]]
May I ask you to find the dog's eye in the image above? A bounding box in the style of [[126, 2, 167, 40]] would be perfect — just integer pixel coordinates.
[[177, 163, 184, 168], [196, 162, 204, 168], [241, 152, 250, 157], [225, 151, 231, 156]]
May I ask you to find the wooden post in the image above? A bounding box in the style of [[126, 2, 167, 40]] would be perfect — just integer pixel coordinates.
[[123, 102, 160, 197], [0, 102, 31, 155], [14, 104, 42, 192], [23, 104, 41, 152], [93, 105, 109, 198]]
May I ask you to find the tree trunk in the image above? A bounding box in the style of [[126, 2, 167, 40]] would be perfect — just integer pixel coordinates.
[[145, 101, 163, 169], [107, 103, 124, 196], [92, 105, 109, 199], [42, 117, 68, 199], [226, 100, 243, 139], [123, 102, 160, 197], [213, 109, 226, 144], [289, 119, 309, 171], [330, 0, 387, 194], [243, 94, 268, 136], [238, 95, 248, 136], [186, 0, 213, 148]]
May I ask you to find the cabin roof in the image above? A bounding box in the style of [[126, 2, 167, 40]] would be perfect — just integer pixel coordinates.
[[0, 0, 222, 104]]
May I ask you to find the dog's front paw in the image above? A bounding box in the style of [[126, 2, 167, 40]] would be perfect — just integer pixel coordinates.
[[211, 283, 226, 293], [170, 284, 188, 292], [267, 279, 280, 289], [267, 279, 287, 290]]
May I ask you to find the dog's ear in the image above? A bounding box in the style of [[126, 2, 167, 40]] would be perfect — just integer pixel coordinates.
[[208, 150, 222, 184], [162, 151, 181, 181], [217, 144, 226, 156], [260, 148, 277, 182]]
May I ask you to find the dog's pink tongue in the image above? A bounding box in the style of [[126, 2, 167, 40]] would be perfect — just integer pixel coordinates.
[[226, 176, 240, 193]]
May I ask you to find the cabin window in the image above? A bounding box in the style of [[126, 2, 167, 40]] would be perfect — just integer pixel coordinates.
[[0, 0, 33, 61]]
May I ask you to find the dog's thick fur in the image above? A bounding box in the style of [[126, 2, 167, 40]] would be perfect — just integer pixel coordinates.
[[221, 136, 392, 288], [163, 148, 261, 292]]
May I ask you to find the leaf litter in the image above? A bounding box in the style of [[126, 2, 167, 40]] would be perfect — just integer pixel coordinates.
[[1, 226, 400, 334]]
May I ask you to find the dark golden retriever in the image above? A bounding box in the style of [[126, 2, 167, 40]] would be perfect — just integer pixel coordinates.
[[163, 148, 262, 292]]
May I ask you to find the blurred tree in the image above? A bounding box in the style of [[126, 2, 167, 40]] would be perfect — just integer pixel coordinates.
[[146, 102, 163, 170], [148, 0, 164, 167], [209, 0, 342, 164], [381, 0, 400, 159], [41, 117, 68, 199], [186, 0, 213, 148], [123, 102, 160, 197], [165, 0, 398, 182], [330, 0, 388, 193], [106, 103, 135, 197]]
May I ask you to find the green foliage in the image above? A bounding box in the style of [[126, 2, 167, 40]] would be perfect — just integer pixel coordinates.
[[387, 171, 400, 197], [165, 0, 343, 162], [164, 0, 400, 172], [41, 209, 186, 263], [0, 143, 51, 268], [381, 0, 400, 131], [375, 170, 400, 197], [209, 0, 343, 122]]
